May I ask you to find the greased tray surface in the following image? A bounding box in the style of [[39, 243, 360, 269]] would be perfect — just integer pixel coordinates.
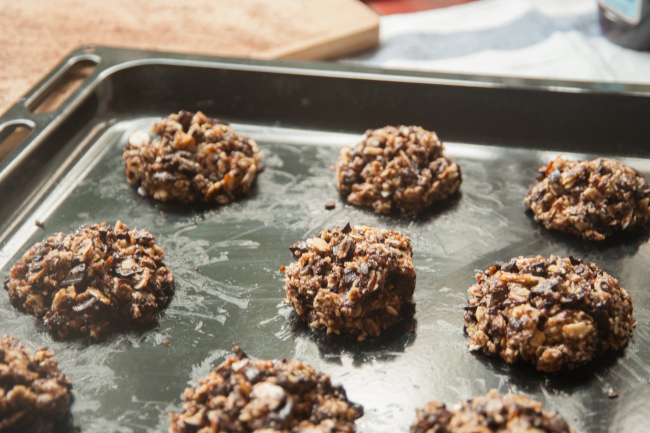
[[0, 48, 649, 433]]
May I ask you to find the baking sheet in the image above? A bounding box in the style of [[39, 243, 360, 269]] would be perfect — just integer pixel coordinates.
[[0, 48, 649, 433]]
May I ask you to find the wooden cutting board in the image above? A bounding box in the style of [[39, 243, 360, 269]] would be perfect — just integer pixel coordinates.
[[0, 0, 379, 116]]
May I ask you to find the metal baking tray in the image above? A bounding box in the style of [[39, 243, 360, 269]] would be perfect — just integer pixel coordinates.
[[1, 47, 649, 433]]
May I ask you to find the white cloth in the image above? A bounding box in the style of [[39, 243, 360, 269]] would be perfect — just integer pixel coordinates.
[[343, 0, 650, 84]]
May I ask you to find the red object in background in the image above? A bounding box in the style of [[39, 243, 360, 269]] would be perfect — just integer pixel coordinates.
[[362, 0, 477, 15]]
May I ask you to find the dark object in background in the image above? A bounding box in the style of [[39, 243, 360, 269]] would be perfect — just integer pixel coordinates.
[[599, 0, 650, 51]]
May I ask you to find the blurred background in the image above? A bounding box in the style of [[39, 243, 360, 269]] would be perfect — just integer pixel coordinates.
[[1, 0, 650, 115]]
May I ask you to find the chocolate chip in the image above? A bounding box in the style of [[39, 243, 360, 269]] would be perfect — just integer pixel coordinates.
[[133, 229, 155, 244], [568, 256, 582, 266], [289, 241, 309, 258], [489, 287, 508, 307], [531, 278, 560, 295], [61, 263, 87, 286], [359, 263, 369, 275], [596, 164, 611, 176], [342, 268, 356, 286], [501, 258, 518, 273], [336, 239, 355, 262]]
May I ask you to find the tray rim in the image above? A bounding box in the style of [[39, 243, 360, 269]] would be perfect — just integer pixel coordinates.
[[3, 44, 650, 182]]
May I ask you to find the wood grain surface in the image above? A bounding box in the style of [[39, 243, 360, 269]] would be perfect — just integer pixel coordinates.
[[0, 0, 378, 116]]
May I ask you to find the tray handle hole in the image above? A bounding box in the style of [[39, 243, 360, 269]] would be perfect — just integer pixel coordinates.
[[27, 59, 98, 114], [0, 122, 32, 161]]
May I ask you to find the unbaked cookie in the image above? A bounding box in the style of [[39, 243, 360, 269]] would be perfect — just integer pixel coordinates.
[[411, 389, 580, 433], [123, 110, 262, 204], [0, 335, 72, 433], [169, 345, 363, 433], [335, 126, 461, 215], [524, 156, 650, 240], [283, 224, 415, 341], [463, 255, 634, 372], [4, 221, 174, 339]]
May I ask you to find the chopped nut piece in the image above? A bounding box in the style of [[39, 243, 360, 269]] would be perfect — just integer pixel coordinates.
[[324, 201, 336, 210], [562, 322, 592, 340], [128, 129, 151, 148], [464, 255, 635, 372], [0, 335, 72, 433], [169, 345, 363, 433], [283, 225, 415, 341], [411, 390, 580, 433], [524, 156, 650, 240], [607, 388, 619, 399], [306, 237, 330, 254], [123, 110, 262, 204], [3, 221, 174, 339], [335, 126, 461, 215]]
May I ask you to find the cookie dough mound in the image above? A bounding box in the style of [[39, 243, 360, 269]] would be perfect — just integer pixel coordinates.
[[123, 110, 263, 204], [411, 389, 580, 433], [283, 224, 415, 341], [3, 221, 174, 339], [524, 156, 650, 240], [169, 345, 363, 433], [0, 335, 72, 433], [335, 126, 461, 215], [463, 255, 635, 372]]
